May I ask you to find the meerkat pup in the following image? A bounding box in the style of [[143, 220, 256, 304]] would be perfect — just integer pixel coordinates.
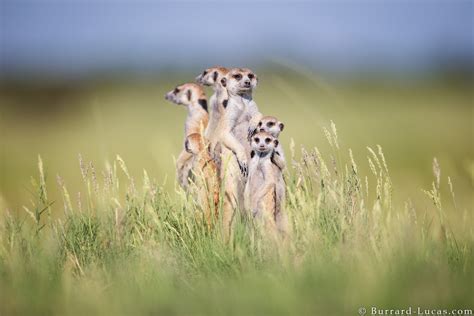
[[254, 116, 286, 171], [164, 83, 219, 227], [245, 132, 287, 235], [195, 66, 229, 144]]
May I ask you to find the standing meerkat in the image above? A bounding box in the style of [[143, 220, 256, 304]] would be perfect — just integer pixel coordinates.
[[164, 83, 219, 227], [165, 83, 208, 189], [245, 132, 287, 235], [217, 67, 263, 174], [254, 116, 286, 171], [195, 66, 229, 144], [212, 67, 263, 238]]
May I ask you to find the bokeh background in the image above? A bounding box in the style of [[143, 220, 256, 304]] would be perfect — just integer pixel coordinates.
[[1, 0, 473, 212]]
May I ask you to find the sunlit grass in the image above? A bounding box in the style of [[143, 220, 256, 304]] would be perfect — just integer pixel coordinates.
[[0, 123, 472, 315]]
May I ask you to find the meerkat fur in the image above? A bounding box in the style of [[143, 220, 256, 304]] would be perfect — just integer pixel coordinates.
[[164, 83, 219, 227], [216, 67, 263, 176]]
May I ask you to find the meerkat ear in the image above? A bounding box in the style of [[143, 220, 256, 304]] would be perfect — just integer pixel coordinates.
[[186, 90, 192, 101], [279, 123, 284, 131], [212, 71, 218, 82], [274, 140, 279, 147], [220, 77, 227, 87]]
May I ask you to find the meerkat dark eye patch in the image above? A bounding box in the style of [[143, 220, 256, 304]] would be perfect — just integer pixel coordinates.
[[173, 88, 180, 94], [186, 90, 192, 101], [222, 99, 228, 108], [267, 122, 275, 127], [220, 78, 227, 87], [254, 137, 260, 143], [212, 71, 218, 82], [250, 150, 255, 158], [198, 99, 208, 112], [274, 140, 279, 147], [233, 74, 242, 81], [265, 138, 271, 144], [258, 122, 262, 127], [202, 70, 208, 76], [248, 73, 254, 79], [279, 123, 284, 131]]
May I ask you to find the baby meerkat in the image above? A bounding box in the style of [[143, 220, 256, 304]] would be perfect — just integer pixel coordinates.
[[254, 116, 286, 171], [195, 66, 229, 144], [245, 132, 287, 235], [164, 83, 219, 227]]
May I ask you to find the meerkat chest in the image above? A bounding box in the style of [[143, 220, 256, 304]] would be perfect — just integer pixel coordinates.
[[250, 157, 272, 180]]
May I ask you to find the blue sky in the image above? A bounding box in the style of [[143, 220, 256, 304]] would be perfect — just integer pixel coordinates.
[[1, 1, 472, 76]]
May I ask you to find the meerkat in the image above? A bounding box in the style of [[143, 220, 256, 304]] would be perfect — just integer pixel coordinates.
[[164, 83, 219, 227], [245, 132, 287, 234], [253, 116, 286, 171], [211, 67, 263, 238], [217, 67, 263, 175], [195, 66, 229, 144], [165, 83, 208, 189]]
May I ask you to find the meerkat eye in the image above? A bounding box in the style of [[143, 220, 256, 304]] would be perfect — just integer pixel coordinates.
[[173, 88, 180, 94], [265, 138, 271, 144], [202, 70, 208, 76], [254, 137, 260, 143], [248, 73, 254, 79], [233, 74, 242, 81], [267, 122, 275, 127], [258, 122, 262, 127]]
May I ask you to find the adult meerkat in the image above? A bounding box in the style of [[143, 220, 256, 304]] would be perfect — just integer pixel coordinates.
[[165, 83, 208, 189], [213, 67, 263, 238], [217, 67, 263, 175], [254, 116, 286, 171], [195, 66, 229, 144], [245, 132, 287, 234], [164, 83, 219, 227]]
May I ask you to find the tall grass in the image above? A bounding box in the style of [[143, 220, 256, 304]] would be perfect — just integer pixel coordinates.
[[0, 124, 472, 316]]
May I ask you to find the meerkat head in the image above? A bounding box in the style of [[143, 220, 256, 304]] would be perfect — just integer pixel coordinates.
[[257, 116, 284, 137], [195, 66, 229, 89], [165, 83, 208, 111], [220, 68, 258, 96], [251, 132, 278, 155]]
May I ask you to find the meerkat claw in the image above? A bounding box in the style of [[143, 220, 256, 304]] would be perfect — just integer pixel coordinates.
[[239, 161, 248, 177]]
